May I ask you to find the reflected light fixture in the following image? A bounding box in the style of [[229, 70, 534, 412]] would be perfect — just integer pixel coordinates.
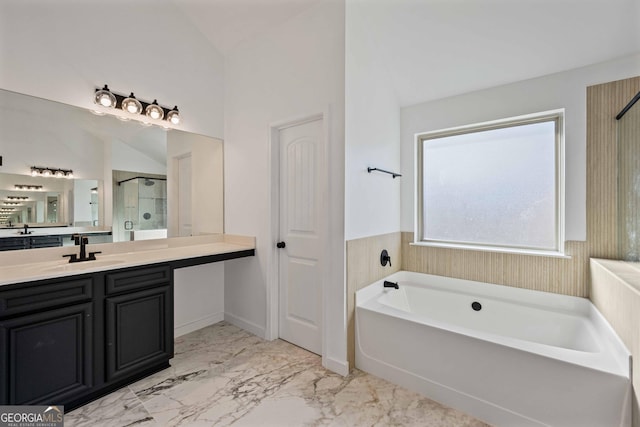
[[92, 85, 182, 128], [31, 166, 74, 179], [15, 185, 44, 190], [94, 85, 117, 108], [122, 93, 143, 115]]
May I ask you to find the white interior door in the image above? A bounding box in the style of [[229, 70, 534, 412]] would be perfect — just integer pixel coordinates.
[[178, 154, 192, 237], [278, 118, 324, 355]]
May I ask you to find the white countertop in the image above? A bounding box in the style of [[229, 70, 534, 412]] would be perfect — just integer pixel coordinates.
[[0, 234, 255, 286]]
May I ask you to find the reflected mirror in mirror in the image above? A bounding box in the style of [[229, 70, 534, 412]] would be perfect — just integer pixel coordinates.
[[0, 173, 100, 227], [0, 88, 223, 247]]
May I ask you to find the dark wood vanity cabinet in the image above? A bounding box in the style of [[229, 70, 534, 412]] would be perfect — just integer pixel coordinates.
[[104, 266, 173, 383], [0, 302, 94, 405], [0, 235, 63, 251], [0, 276, 94, 405], [0, 237, 29, 251], [0, 265, 173, 410]]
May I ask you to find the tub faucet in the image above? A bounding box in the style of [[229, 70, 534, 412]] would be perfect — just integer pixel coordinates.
[[384, 280, 399, 289]]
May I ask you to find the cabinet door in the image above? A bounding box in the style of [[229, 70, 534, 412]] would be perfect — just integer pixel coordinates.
[[0, 303, 93, 405], [105, 286, 173, 382]]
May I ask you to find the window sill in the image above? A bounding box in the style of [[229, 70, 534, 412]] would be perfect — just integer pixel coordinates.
[[410, 241, 571, 259]]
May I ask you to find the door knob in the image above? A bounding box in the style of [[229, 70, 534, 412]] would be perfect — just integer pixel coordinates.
[[276, 241, 286, 249]]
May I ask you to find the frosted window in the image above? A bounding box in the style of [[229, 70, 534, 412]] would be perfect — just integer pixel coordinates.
[[420, 118, 559, 251]]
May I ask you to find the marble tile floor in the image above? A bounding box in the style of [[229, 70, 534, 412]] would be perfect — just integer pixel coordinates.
[[66, 322, 489, 427]]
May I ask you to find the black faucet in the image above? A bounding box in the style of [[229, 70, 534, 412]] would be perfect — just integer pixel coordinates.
[[20, 223, 31, 235], [384, 280, 399, 289], [63, 234, 101, 263]]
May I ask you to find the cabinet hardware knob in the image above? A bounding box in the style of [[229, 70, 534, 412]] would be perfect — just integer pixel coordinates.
[[276, 242, 286, 249]]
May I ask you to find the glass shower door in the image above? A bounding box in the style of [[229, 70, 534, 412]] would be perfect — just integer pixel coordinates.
[[618, 92, 640, 260], [116, 176, 167, 241]]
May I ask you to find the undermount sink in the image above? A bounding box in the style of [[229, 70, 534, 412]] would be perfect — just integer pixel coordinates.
[[41, 259, 125, 272]]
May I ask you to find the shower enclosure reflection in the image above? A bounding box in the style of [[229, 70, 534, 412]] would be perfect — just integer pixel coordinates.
[[617, 91, 640, 260], [112, 171, 167, 242]]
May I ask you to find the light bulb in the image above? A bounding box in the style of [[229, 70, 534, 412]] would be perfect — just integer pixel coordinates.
[[55, 170, 64, 178], [94, 85, 116, 108], [167, 106, 181, 125], [145, 100, 164, 120], [99, 95, 112, 107], [42, 169, 51, 177], [122, 93, 142, 115], [31, 168, 39, 177]]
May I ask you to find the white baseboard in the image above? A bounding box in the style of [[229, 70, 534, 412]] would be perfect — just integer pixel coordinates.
[[174, 312, 224, 337], [323, 356, 349, 376], [224, 312, 266, 339]]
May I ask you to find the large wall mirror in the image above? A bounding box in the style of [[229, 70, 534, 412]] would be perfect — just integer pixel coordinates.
[[0, 88, 224, 248]]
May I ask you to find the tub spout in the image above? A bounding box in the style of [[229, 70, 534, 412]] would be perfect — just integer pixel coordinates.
[[383, 280, 399, 289]]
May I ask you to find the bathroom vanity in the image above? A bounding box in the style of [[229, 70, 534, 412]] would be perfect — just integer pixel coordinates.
[[0, 234, 255, 410], [0, 227, 112, 251]]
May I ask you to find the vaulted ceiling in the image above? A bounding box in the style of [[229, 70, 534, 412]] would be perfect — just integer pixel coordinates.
[[174, 0, 640, 107]]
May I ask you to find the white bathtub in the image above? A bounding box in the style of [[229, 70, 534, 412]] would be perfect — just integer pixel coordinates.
[[355, 271, 631, 427]]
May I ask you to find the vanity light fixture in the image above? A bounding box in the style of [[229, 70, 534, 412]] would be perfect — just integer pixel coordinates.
[[7, 196, 28, 200], [31, 166, 74, 179], [92, 85, 182, 128], [3, 202, 20, 206]]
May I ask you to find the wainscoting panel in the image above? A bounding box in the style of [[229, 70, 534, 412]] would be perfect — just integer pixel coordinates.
[[401, 233, 588, 297], [346, 232, 401, 368]]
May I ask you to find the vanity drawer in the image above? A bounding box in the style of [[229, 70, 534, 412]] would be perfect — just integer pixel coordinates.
[[0, 277, 93, 318], [30, 235, 63, 248], [0, 237, 29, 252], [106, 265, 171, 295]]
